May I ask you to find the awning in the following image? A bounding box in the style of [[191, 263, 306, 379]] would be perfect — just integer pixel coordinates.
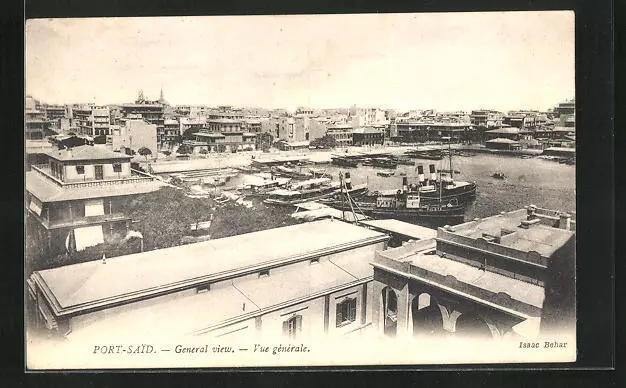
[[73, 225, 104, 251]]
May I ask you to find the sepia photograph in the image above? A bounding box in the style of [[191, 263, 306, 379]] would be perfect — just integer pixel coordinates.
[[24, 11, 577, 369]]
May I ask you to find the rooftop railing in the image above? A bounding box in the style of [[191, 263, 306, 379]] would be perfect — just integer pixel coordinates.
[[31, 165, 155, 189]]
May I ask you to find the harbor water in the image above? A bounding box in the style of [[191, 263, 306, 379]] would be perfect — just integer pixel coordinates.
[[318, 153, 576, 222]]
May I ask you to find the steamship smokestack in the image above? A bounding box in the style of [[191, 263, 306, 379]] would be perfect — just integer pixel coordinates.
[[402, 177, 408, 193], [417, 165, 425, 183], [429, 164, 437, 181], [344, 172, 352, 190]]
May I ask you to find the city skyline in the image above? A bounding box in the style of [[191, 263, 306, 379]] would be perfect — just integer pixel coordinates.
[[26, 12, 574, 112]]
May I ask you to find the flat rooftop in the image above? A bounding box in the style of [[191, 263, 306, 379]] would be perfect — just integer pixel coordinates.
[[26, 171, 164, 202], [65, 243, 376, 340], [33, 219, 387, 316], [43, 145, 132, 162], [444, 209, 574, 258], [384, 249, 545, 309], [361, 219, 437, 240]]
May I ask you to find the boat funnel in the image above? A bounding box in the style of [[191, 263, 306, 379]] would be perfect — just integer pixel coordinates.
[[344, 172, 352, 190], [402, 177, 408, 192], [429, 164, 437, 181], [417, 165, 425, 183]]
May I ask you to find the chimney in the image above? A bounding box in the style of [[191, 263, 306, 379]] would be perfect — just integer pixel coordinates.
[[417, 165, 425, 183], [429, 164, 437, 181], [402, 177, 408, 193], [559, 212, 571, 230], [344, 172, 352, 190]]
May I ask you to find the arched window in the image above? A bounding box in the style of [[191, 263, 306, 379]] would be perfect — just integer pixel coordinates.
[[455, 313, 497, 339], [411, 293, 445, 337], [382, 287, 398, 337]]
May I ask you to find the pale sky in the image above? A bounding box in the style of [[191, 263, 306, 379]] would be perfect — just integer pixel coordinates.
[[25, 12, 574, 112]]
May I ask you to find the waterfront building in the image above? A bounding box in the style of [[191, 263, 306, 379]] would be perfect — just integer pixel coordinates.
[[73, 105, 111, 137], [27, 220, 388, 339], [369, 206, 575, 340], [326, 124, 354, 146], [484, 127, 534, 141], [185, 131, 256, 154], [470, 110, 503, 129], [270, 116, 321, 143], [275, 140, 310, 151], [352, 127, 385, 147], [485, 138, 522, 151], [394, 121, 471, 143], [25, 145, 164, 256], [106, 118, 157, 157], [207, 118, 243, 133]]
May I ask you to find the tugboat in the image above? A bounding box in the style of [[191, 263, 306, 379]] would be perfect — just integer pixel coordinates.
[[330, 175, 465, 225]]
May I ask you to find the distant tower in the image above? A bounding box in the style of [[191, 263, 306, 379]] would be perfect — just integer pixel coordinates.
[[158, 86, 167, 105], [136, 89, 145, 104]]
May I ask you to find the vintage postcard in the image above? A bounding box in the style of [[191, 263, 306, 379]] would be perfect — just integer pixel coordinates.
[[24, 11, 576, 369]]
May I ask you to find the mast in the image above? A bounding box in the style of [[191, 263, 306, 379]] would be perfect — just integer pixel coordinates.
[[448, 139, 453, 179], [439, 141, 443, 203], [340, 172, 345, 221]]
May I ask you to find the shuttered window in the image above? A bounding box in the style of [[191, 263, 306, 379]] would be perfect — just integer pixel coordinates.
[[282, 315, 302, 339], [336, 297, 357, 327]]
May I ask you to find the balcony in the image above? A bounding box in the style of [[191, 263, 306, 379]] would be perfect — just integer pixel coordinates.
[[31, 165, 156, 189], [38, 212, 131, 230]]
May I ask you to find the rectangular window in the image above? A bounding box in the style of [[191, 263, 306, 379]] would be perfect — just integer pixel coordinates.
[[76, 165, 85, 175], [282, 315, 302, 339], [113, 163, 122, 173], [84, 199, 105, 217], [336, 297, 357, 327]]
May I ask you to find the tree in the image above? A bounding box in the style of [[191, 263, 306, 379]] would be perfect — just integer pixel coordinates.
[[182, 128, 197, 141], [177, 144, 193, 155], [256, 132, 274, 151], [199, 148, 209, 155], [310, 134, 337, 149], [138, 147, 153, 161]]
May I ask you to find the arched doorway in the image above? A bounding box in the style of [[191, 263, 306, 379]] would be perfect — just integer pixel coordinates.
[[381, 287, 398, 337], [411, 293, 445, 337], [454, 313, 497, 339]]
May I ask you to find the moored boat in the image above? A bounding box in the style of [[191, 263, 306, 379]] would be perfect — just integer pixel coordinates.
[[263, 177, 340, 206], [331, 156, 359, 168]]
